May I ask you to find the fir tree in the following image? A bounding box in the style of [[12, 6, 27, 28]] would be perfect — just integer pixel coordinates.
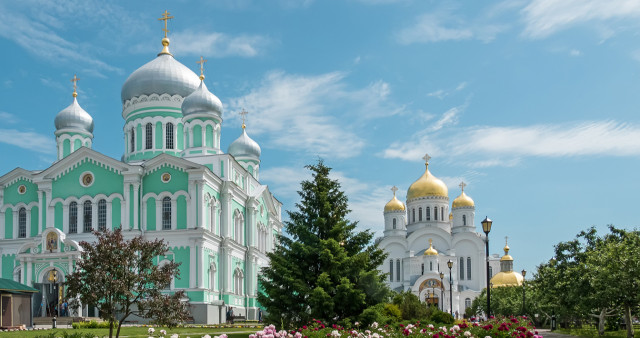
[[258, 160, 390, 328]]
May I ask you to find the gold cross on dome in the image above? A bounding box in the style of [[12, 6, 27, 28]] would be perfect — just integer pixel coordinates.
[[459, 181, 466, 192], [70, 74, 80, 97], [239, 110, 248, 129], [422, 153, 431, 164], [158, 10, 174, 38], [196, 56, 208, 79], [505, 236, 509, 245], [391, 186, 398, 196]]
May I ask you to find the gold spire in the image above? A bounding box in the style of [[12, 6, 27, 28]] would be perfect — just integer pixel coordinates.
[[197, 56, 208, 81], [157, 10, 174, 56], [239, 109, 248, 129], [70, 74, 80, 98], [424, 238, 438, 256], [422, 153, 431, 169], [500, 236, 513, 261]]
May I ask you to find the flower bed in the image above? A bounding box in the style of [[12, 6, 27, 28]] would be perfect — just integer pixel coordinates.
[[246, 316, 541, 338]]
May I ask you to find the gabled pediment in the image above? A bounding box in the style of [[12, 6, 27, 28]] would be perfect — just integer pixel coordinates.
[[37, 147, 134, 180]]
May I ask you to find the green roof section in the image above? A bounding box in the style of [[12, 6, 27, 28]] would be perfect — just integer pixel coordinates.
[[0, 278, 38, 293]]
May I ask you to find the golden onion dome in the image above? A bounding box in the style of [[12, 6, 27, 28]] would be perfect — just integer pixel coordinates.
[[490, 271, 523, 287], [406, 155, 448, 200], [384, 186, 406, 212], [500, 242, 513, 261], [423, 239, 438, 256]]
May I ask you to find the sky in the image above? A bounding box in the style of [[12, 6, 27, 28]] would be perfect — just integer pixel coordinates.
[[1, 0, 640, 277]]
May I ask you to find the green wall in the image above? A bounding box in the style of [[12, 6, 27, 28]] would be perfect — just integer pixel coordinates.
[[52, 160, 124, 200], [173, 246, 190, 288], [147, 198, 156, 231], [143, 166, 188, 195], [4, 210, 12, 239]]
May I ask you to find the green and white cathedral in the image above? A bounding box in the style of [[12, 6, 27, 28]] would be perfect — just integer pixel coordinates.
[[0, 24, 282, 324]]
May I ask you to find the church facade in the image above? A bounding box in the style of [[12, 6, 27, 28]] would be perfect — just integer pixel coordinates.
[[0, 15, 282, 324], [378, 156, 504, 317]]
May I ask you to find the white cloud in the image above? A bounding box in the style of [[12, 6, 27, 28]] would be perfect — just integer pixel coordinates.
[[428, 82, 468, 100], [228, 71, 403, 158], [569, 49, 582, 57], [397, 12, 504, 44], [521, 0, 640, 39], [0, 129, 56, 154], [429, 106, 461, 132], [383, 120, 640, 166], [0, 2, 123, 74], [0, 112, 18, 124], [171, 30, 273, 58]]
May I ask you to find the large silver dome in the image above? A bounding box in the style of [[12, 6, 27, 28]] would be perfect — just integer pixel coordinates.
[[182, 80, 223, 117], [228, 129, 261, 159], [121, 54, 200, 104], [54, 97, 94, 133]]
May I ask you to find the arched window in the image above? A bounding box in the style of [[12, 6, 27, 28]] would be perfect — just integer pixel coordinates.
[[459, 257, 465, 280], [166, 123, 174, 149], [83, 201, 92, 232], [434, 207, 438, 221], [389, 260, 394, 282], [145, 123, 153, 149], [426, 207, 431, 220], [421, 263, 424, 275], [234, 212, 244, 243], [396, 259, 401, 282], [162, 197, 172, 230], [441, 207, 444, 220], [130, 129, 135, 152], [462, 214, 466, 226], [69, 202, 78, 233], [418, 207, 423, 221], [489, 266, 493, 278], [412, 209, 415, 223], [18, 208, 26, 238], [465, 298, 471, 310], [467, 257, 472, 280], [392, 218, 396, 229], [234, 268, 244, 295], [430, 261, 433, 271], [98, 199, 107, 231]]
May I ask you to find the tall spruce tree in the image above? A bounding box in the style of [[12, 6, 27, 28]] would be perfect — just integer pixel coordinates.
[[258, 160, 389, 328]]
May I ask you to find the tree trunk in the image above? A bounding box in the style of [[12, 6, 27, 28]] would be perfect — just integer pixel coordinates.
[[624, 304, 634, 338], [109, 320, 114, 338], [597, 308, 605, 336]]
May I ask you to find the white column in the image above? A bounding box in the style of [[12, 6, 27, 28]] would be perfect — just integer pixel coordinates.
[[0, 210, 4, 240], [124, 183, 131, 230], [196, 239, 204, 288], [91, 201, 97, 231], [26, 260, 32, 287], [79, 202, 85, 233], [107, 201, 113, 230], [120, 199, 125, 229], [44, 189, 53, 229], [189, 240, 197, 288], [197, 181, 205, 229], [187, 180, 196, 228], [141, 199, 147, 231], [13, 210, 17, 239], [38, 191, 44, 235], [132, 183, 140, 230], [171, 200, 177, 230], [221, 190, 232, 238]]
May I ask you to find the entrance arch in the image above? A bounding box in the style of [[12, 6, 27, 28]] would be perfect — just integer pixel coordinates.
[[36, 268, 65, 317]]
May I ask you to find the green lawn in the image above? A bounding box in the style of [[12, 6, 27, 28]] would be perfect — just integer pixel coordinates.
[[0, 326, 255, 338], [557, 327, 639, 338]]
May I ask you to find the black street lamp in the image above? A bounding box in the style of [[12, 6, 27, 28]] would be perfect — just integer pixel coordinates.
[[521, 269, 527, 315], [447, 259, 453, 314], [481, 216, 492, 317], [439, 272, 444, 311]]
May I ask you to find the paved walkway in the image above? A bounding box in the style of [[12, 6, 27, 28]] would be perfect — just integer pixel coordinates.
[[536, 329, 577, 338]]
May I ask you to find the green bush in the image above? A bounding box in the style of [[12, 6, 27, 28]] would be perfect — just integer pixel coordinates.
[[71, 319, 115, 329], [35, 332, 95, 338], [392, 291, 429, 320], [429, 308, 454, 324], [382, 303, 402, 322]]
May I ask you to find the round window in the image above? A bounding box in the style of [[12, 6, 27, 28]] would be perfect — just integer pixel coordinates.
[[161, 173, 172, 183], [80, 172, 94, 187], [18, 185, 26, 194]]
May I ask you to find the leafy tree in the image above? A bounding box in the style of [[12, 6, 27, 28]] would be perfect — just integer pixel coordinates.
[[392, 291, 429, 320], [469, 286, 537, 319], [586, 226, 640, 338], [258, 160, 390, 328], [65, 228, 190, 338]]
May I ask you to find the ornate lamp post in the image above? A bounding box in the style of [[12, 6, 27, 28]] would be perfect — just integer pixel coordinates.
[[481, 216, 493, 317], [439, 272, 444, 311], [521, 269, 527, 315], [447, 259, 453, 314]]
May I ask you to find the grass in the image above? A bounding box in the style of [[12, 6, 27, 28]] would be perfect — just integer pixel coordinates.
[[557, 326, 639, 338], [0, 326, 255, 337]]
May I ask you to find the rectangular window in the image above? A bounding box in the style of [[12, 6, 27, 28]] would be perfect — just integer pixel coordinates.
[[69, 202, 77, 234], [83, 201, 92, 233], [396, 259, 401, 282], [130, 129, 135, 152], [162, 197, 172, 230], [426, 207, 430, 221], [459, 257, 465, 280], [467, 257, 472, 280], [166, 123, 174, 149], [18, 208, 26, 238], [98, 200, 107, 231], [389, 260, 394, 282], [145, 123, 153, 149]]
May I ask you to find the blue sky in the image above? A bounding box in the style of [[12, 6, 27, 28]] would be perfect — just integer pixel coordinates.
[[2, 0, 640, 276]]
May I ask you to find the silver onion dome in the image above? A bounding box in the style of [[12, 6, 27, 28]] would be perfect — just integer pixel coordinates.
[[121, 54, 200, 104], [182, 80, 223, 117], [54, 97, 94, 133], [228, 128, 261, 159]]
